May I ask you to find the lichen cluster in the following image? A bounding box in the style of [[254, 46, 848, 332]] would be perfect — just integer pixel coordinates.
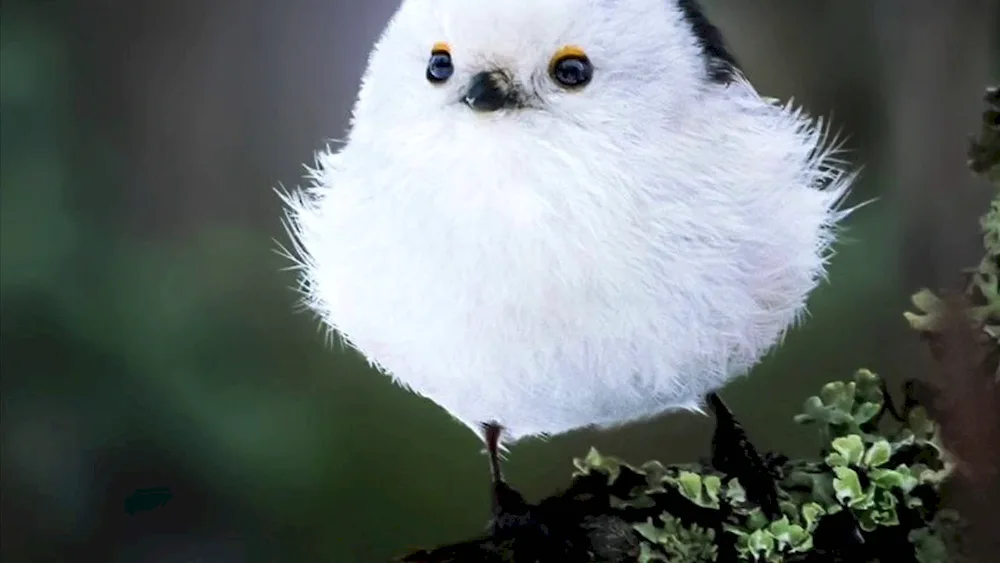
[[904, 85, 1000, 380], [571, 369, 956, 562]]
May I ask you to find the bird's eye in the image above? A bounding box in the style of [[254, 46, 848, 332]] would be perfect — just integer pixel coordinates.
[[549, 45, 593, 89], [426, 42, 454, 83]]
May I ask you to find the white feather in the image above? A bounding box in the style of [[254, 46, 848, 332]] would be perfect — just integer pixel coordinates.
[[280, 0, 858, 443]]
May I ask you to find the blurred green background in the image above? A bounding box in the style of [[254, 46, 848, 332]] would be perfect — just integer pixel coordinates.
[[1, 1, 997, 561]]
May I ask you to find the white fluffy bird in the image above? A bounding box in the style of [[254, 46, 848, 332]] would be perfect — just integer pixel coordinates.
[[282, 0, 855, 455]]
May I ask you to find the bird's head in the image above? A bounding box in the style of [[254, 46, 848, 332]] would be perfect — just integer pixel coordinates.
[[340, 0, 741, 172]]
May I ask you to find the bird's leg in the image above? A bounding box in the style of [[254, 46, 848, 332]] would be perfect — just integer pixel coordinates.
[[874, 377, 907, 424], [706, 392, 782, 520], [481, 422, 531, 534], [484, 422, 505, 492]]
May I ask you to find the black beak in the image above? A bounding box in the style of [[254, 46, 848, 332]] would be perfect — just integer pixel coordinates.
[[464, 70, 520, 112]]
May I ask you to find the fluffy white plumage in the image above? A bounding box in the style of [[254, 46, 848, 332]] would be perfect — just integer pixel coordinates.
[[281, 0, 856, 444]]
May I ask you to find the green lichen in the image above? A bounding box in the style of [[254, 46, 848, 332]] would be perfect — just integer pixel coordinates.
[[635, 514, 718, 562], [571, 369, 956, 562], [666, 471, 723, 510], [725, 514, 814, 562], [792, 368, 885, 442]]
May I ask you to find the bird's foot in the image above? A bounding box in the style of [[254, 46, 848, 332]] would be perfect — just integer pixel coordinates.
[[488, 480, 533, 534], [482, 422, 533, 535], [706, 392, 782, 520], [872, 376, 941, 427]]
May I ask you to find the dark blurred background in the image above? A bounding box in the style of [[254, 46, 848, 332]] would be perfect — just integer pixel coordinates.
[[1, 1, 997, 561]]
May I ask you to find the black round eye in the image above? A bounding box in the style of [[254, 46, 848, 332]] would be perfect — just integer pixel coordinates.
[[551, 55, 593, 88], [426, 51, 454, 83]]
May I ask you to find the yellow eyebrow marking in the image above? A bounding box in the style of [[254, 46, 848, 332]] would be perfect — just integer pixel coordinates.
[[432, 41, 451, 54], [553, 45, 587, 59], [550, 45, 589, 73]]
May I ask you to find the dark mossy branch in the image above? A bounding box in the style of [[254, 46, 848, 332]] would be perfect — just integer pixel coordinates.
[[398, 370, 957, 563], [393, 86, 1000, 563]]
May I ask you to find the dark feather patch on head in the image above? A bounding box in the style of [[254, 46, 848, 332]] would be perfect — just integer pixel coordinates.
[[676, 0, 740, 84]]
